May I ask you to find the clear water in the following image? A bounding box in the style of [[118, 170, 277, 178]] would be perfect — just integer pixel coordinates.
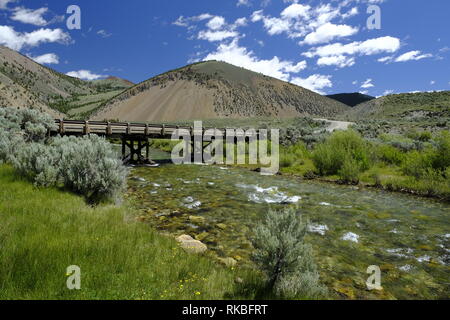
[[127, 149, 450, 300]]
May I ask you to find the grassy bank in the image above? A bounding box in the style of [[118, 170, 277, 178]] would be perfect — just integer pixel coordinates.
[[0, 165, 262, 300]]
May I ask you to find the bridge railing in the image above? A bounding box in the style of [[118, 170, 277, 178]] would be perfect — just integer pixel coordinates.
[[52, 119, 261, 139]]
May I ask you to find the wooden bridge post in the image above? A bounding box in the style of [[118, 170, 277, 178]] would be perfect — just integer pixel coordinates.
[[84, 120, 90, 135], [59, 118, 64, 134]]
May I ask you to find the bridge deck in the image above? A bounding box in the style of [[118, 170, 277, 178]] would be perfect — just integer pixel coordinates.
[[52, 120, 261, 139]]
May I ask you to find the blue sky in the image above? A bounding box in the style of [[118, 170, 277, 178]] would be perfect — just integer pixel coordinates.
[[0, 0, 449, 96]]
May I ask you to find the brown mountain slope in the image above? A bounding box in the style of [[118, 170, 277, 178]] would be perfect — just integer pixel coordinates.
[[0, 45, 97, 117], [91, 61, 349, 122]]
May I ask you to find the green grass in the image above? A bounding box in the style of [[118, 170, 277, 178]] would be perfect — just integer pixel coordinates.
[[0, 165, 264, 300]]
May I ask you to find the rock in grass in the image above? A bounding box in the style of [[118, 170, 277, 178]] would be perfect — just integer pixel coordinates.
[[176, 234, 207, 254]]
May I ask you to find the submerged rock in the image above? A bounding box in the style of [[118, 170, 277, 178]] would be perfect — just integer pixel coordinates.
[[189, 216, 206, 224]]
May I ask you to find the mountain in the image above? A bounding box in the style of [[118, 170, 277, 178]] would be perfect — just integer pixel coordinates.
[[0, 45, 135, 119], [0, 45, 95, 117], [90, 76, 134, 91], [345, 91, 450, 121], [91, 60, 349, 122], [326, 92, 375, 107]]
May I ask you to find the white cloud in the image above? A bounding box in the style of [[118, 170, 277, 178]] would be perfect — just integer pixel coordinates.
[[383, 89, 394, 96], [0, 0, 15, 9], [280, 3, 311, 19], [302, 23, 358, 45], [29, 53, 59, 65], [395, 50, 432, 62], [173, 14, 214, 27], [11, 7, 48, 26], [203, 39, 307, 81], [430, 80, 435, 85], [317, 55, 355, 68], [377, 56, 392, 63], [198, 30, 239, 42], [0, 25, 70, 51], [305, 36, 401, 58], [97, 30, 112, 38], [291, 74, 333, 94], [207, 16, 226, 30], [237, 0, 251, 7], [66, 70, 106, 81], [361, 78, 374, 89]]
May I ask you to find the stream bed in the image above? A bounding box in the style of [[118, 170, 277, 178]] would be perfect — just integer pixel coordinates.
[[127, 149, 450, 300]]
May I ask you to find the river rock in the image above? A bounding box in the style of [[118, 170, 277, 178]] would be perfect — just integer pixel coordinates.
[[189, 216, 206, 224], [176, 235, 207, 254]]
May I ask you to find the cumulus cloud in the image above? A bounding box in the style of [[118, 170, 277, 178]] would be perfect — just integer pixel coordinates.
[[291, 74, 333, 94], [203, 39, 307, 81], [317, 55, 355, 68], [304, 36, 400, 67], [66, 70, 106, 81], [28, 52, 59, 65], [304, 36, 401, 58], [0, 25, 70, 51], [252, 2, 355, 40], [301, 23, 358, 45], [207, 16, 226, 30], [11, 7, 49, 26]]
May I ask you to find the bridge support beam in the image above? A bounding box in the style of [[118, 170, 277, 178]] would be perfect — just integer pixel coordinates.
[[121, 136, 153, 165]]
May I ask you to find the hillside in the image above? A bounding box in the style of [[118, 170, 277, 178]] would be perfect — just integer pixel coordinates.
[[0, 46, 133, 119], [326, 92, 375, 107], [91, 61, 349, 122], [0, 45, 96, 117], [345, 91, 450, 122]]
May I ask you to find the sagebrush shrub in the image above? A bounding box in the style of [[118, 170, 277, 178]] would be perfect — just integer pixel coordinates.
[[56, 135, 128, 203], [251, 207, 327, 299], [10, 142, 59, 187], [0, 107, 128, 203]]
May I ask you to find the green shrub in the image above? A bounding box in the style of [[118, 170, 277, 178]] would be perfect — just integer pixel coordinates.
[[251, 207, 327, 299], [312, 130, 370, 176], [432, 131, 450, 171], [338, 156, 360, 184], [401, 150, 433, 179], [376, 144, 405, 165]]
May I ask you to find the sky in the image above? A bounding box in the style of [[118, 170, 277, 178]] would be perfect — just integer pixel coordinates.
[[0, 0, 449, 96]]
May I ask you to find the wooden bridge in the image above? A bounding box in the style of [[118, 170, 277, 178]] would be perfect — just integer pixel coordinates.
[[52, 119, 261, 165]]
